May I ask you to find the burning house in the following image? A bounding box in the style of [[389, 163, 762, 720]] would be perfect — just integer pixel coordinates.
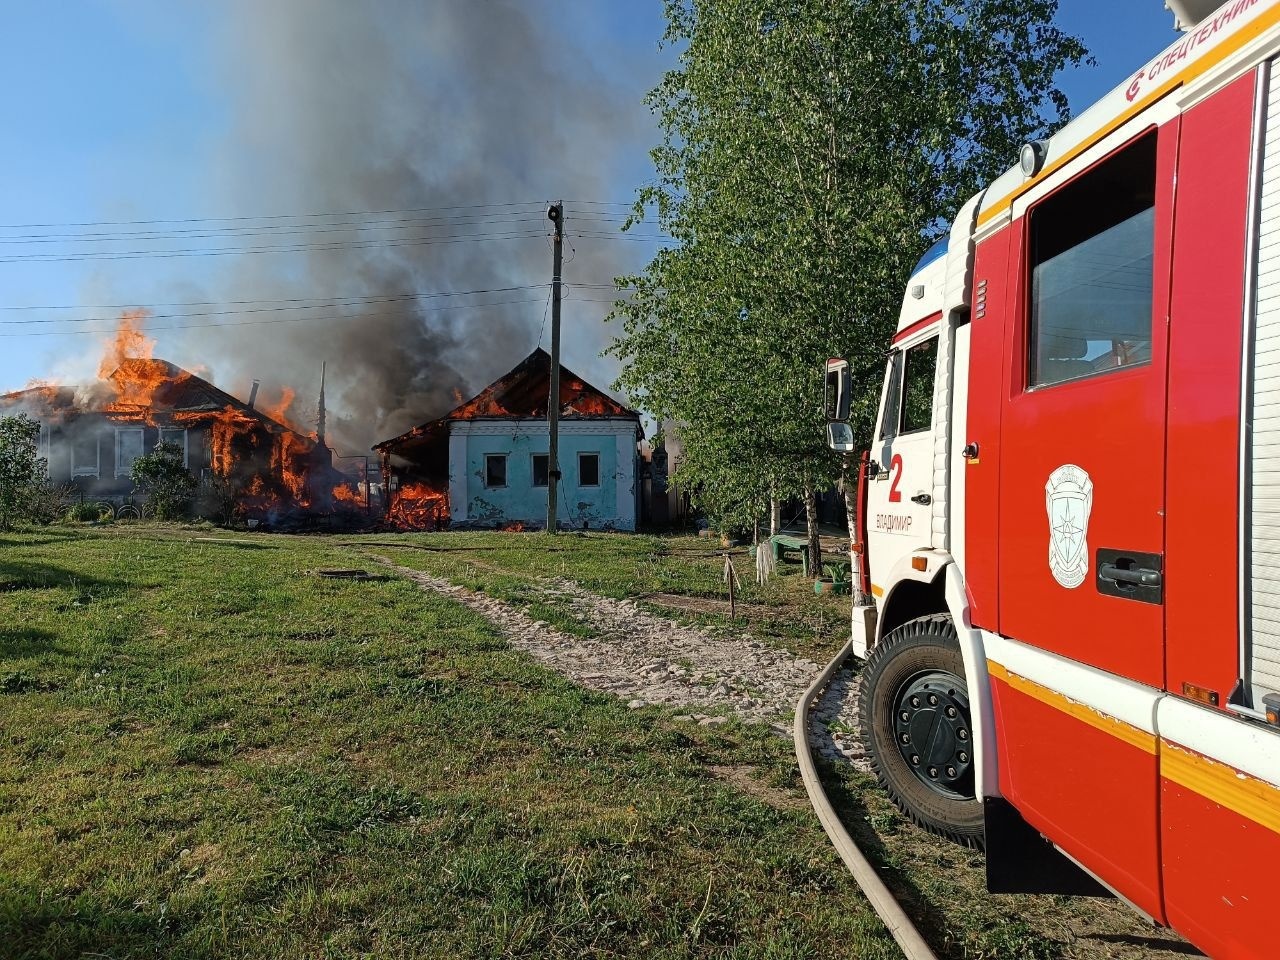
[[1, 316, 361, 524], [375, 348, 642, 531]]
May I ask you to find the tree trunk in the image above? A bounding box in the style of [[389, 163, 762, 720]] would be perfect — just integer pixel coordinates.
[[769, 497, 781, 536], [840, 459, 863, 605], [804, 486, 821, 580]]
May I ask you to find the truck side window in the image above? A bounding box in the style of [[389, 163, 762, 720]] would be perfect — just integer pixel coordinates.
[[879, 352, 903, 441], [1028, 131, 1157, 389], [900, 337, 938, 433]]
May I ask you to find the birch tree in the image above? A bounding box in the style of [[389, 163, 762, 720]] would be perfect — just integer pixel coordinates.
[[610, 0, 1087, 568]]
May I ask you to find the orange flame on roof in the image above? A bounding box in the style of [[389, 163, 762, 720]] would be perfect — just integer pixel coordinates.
[[98, 310, 155, 380], [259, 386, 298, 432], [96, 311, 183, 420], [1, 307, 363, 526], [23, 378, 60, 407]]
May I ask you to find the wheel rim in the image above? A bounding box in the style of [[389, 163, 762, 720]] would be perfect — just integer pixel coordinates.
[[891, 669, 974, 800]]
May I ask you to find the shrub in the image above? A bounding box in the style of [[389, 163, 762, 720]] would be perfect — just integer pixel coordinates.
[[0, 414, 51, 529], [131, 441, 197, 521], [65, 502, 102, 523]]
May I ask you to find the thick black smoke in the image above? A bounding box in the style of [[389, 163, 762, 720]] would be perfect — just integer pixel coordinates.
[[191, 0, 656, 453]]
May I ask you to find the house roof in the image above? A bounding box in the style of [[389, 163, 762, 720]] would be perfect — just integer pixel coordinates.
[[2, 357, 303, 437], [374, 348, 640, 455]]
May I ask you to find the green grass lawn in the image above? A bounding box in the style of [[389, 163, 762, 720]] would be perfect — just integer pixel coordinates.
[[1, 526, 1188, 960], [0, 527, 894, 960]]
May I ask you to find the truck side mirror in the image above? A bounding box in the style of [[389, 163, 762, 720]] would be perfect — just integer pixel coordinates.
[[825, 358, 852, 422], [827, 422, 856, 453]]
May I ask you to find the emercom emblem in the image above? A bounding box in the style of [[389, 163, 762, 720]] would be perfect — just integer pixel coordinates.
[[1045, 464, 1093, 589]]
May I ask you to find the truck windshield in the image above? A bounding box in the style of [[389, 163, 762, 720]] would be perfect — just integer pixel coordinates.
[[879, 352, 902, 441]]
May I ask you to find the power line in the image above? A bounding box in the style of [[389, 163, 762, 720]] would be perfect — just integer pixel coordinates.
[[0, 284, 563, 325], [0, 296, 554, 338], [0, 228, 672, 265], [0, 198, 641, 231], [0, 210, 647, 244], [0, 281, 631, 312], [568, 233, 673, 242], [0, 229, 553, 264], [536, 286, 554, 348]]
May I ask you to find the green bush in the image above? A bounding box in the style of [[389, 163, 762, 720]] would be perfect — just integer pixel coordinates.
[[0, 413, 51, 529], [131, 440, 197, 521], [64, 502, 102, 523]]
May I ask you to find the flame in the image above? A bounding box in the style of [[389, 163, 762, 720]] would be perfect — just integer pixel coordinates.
[[259, 386, 300, 432], [388, 481, 449, 530], [450, 392, 515, 419], [22, 378, 61, 409], [272, 431, 311, 502], [2, 307, 360, 527], [452, 387, 465, 404], [333, 484, 362, 505], [446, 373, 625, 422], [200, 406, 260, 477], [94, 311, 189, 422], [98, 310, 155, 380]]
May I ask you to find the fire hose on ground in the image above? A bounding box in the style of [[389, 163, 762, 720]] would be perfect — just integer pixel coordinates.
[[793, 641, 940, 960]]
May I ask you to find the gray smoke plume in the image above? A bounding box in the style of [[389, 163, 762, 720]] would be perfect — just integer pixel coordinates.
[[186, 0, 658, 453]]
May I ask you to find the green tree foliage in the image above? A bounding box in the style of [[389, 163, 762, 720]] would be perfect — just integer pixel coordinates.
[[0, 414, 50, 529], [131, 440, 197, 521], [610, 0, 1088, 544]]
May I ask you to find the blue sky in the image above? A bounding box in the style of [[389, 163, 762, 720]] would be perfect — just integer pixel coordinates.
[[0, 0, 1181, 445]]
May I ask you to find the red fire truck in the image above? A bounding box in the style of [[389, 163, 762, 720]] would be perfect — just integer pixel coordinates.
[[823, 1, 1280, 956]]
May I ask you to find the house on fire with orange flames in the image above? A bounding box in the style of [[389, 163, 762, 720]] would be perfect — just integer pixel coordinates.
[[1, 357, 358, 523], [375, 349, 643, 531]]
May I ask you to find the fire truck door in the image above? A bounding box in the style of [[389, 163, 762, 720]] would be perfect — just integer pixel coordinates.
[[867, 330, 939, 595], [991, 123, 1175, 919]]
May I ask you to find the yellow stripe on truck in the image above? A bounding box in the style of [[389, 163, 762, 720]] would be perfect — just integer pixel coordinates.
[[988, 660, 1280, 834], [1161, 742, 1280, 836], [986, 660, 1157, 755]]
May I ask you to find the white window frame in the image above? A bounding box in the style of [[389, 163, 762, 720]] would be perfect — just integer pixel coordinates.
[[159, 427, 189, 467], [484, 453, 508, 489], [71, 432, 101, 479], [578, 451, 601, 488], [115, 427, 145, 478]]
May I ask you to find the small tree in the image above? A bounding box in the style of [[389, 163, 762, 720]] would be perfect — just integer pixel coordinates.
[[131, 440, 196, 521], [0, 414, 50, 530]]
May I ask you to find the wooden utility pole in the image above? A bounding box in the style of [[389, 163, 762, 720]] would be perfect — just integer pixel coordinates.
[[546, 202, 564, 534]]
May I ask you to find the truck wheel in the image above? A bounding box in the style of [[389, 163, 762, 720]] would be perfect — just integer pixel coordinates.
[[860, 613, 984, 847]]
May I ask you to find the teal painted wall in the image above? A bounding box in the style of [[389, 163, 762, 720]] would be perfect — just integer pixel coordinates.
[[464, 431, 623, 527]]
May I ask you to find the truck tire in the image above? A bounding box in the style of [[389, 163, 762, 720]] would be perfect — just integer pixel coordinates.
[[860, 613, 984, 847]]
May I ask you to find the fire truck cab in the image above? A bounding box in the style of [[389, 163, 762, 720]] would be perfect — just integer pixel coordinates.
[[826, 2, 1280, 956]]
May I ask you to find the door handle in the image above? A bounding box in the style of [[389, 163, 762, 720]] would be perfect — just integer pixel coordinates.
[[1099, 563, 1161, 587], [1095, 549, 1163, 605], [911, 493, 932, 505]]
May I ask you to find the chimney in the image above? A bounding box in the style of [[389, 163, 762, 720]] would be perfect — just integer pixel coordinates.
[[247, 379, 261, 409]]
